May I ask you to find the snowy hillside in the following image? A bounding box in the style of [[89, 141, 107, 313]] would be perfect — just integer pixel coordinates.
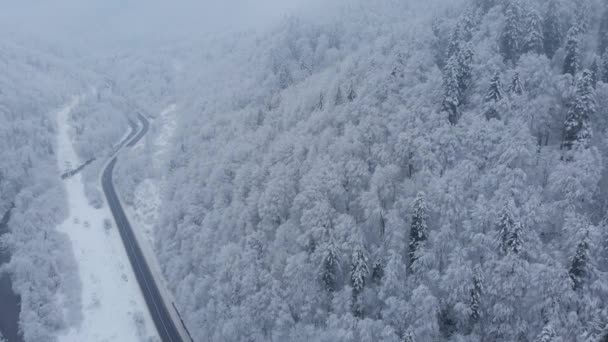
[[6, 0, 608, 341], [0, 41, 87, 341], [121, 0, 608, 341]]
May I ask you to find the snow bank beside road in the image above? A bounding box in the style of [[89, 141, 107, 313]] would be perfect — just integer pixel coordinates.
[[55, 98, 159, 342]]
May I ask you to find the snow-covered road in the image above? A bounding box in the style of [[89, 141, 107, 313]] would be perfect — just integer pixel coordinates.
[[55, 98, 159, 342]]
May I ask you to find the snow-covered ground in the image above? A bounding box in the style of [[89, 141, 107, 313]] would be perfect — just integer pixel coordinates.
[[55, 98, 159, 342]]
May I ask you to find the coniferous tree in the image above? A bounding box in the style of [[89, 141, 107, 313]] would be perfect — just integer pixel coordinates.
[[401, 329, 415, 342], [443, 57, 462, 125], [485, 72, 504, 103], [470, 266, 483, 324], [335, 86, 344, 105], [569, 233, 589, 291], [522, 9, 544, 55], [534, 324, 556, 342], [485, 72, 504, 120], [600, 8, 608, 54], [443, 41, 474, 124], [496, 205, 516, 255], [350, 246, 369, 317], [408, 192, 428, 268], [501, 2, 522, 62], [321, 241, 340, 293], [563, 70, 595, 150], [591, 58, 600, 88], [508, 222, 524, 255], [543, 0, 562, 59], [371, 257, 384, 284], [509, 72, 524, 95], [563, 27, 580, 76], [347, 84, 357, 102], [602, 50, 608, 83]]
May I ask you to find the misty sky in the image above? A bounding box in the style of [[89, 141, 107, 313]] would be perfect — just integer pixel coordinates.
[[1, 0, 310, 47]]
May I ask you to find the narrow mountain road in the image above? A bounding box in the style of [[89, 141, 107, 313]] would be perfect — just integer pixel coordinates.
[[101, 115, 184, 342]]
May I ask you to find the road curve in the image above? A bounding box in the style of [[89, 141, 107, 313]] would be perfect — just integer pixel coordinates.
[[101, 115, 183, 342]]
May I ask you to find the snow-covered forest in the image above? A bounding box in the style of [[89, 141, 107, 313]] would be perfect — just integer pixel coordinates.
[[0, 40, 85, 341], [6, 0, 608, 341], [137, 0, 608, 340]]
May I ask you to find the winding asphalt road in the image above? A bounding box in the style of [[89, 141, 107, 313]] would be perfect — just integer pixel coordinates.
[[101, 115, 184, 342]]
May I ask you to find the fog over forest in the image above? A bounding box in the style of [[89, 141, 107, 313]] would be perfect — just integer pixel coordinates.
[[3, 0, 608, 341]]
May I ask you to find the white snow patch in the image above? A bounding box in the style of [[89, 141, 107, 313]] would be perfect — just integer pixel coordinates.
[[55, 98, 160, 342]]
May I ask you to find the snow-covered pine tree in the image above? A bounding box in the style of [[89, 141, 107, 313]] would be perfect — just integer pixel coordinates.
[[563, 27, 580, 76], [522, 9, 544, 55], [347, 84, 357, 102], [443, 56, 462, 125], [470, 266, 483, 324], [508, 222, 524, 255], [509, 72, 524, 95], [321, 241, 341, 293], [569, 232, 589, 291], [563, 69, 595, 150], [408, 192, 428, 268], [350, 246, 369, 317], [371, 257, 384, 284], [600, 7, 608, 54], [543, 0, 562, 59], [496, 204, 516, 255], [591, 58, 600, 88], [335, 86, 344, 106], [501, 1, 522, 62], [443, 40, 473, 124], [534, 324, 556, 342], [485, 72, 504, 103], [401, 329, 415, 342], [602, 50, 608, 83], [484, 71, 504, 120]]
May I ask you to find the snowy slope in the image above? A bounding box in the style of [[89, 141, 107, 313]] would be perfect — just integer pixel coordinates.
[[54, 98, 159, 342]]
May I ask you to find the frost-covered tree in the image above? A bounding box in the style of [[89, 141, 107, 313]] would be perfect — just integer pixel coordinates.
[[371, 257, 385, 284], [569, 233, 589, 291], [543, 0, 562, 58], [484, 72, 504, 120], [485, 72, 504, 103], [351, 246, 369, 317], [470, 266, 483, 324], [563, 27, 580, 76], [591, 58, 600, 88], [602, 50, 608, 83], [321, 241, 341, 293], [522, 9, 544, 55], [443, 41, 474, 124], [534, 324, 556, 342], [408, 192, 428, 268], [501, 2, 523, 62], [401, 329, 415, 342], [496, 204, 518, 255], [347, 84, 357, 102], [335, 86, 344, 106], [509, 72, 524, 95], [600, 7, 608, 54], [563, 70, 595, 150]]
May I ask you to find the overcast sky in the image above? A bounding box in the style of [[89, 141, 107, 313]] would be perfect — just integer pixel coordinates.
[[0, 0, 312, 47]]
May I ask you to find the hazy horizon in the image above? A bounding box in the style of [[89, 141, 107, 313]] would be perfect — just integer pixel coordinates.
[[0, 0, 315, 49]]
